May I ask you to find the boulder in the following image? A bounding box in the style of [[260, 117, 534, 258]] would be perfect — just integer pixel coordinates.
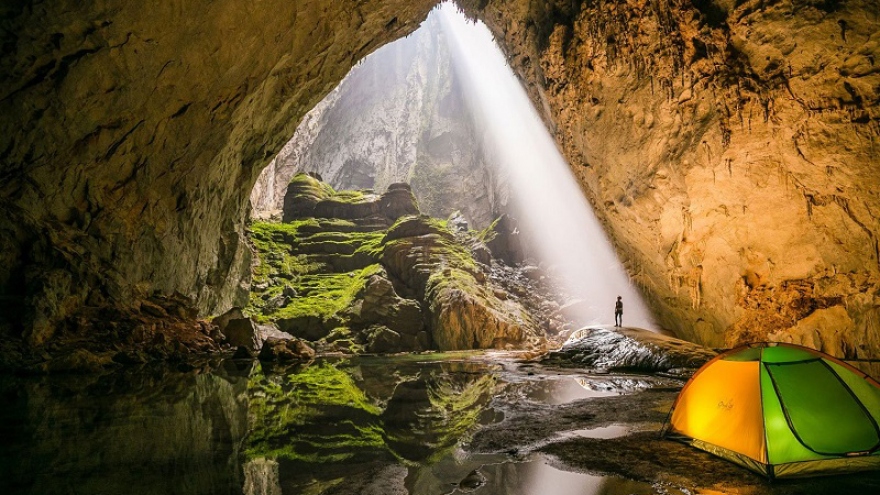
[[258, 337, 315, 362], [224, 318, 262, 352], [358, 273, 425, 336], [213, 307, 245, 335], [544, 326, 717, 374], [364, 325, 403, 354], [276, 315, 330, 341], [282, 173, 333, 221], [380, 183, 420, 221]]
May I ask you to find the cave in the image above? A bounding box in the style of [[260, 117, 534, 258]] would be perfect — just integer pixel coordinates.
[[2, 0, 880, 492]]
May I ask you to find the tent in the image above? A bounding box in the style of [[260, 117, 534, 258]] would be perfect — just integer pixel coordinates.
[[662, 342, 880, 478]]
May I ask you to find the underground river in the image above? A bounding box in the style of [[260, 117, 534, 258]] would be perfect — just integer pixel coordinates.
[[3, 353, 879, 495]]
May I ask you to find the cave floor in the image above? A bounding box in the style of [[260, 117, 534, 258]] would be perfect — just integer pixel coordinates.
[[1, 352, 879, 494]]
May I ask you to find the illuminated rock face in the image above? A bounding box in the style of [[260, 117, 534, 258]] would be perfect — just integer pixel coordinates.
[[0, 0, 436, 344], [3, 0, 880, 357], [462, 0, 880, 356]]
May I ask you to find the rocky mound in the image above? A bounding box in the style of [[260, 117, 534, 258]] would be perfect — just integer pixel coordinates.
[[248, 174, 544, 353], [543, 326, 717, 374]]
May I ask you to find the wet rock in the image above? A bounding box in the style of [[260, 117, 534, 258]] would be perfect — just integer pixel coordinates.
[[364, 325, 402, 354], [458, 469, 487, 492], [224, 318, 262, 352], [257, 337, 315, 362], [276, 315, 329, 341], [112, 350, 148, 365], [212, 307, 244, 334], [544, 326, 716, 373]]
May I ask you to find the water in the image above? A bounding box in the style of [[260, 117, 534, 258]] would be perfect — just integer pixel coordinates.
[[436, 3, 655, 329], [0, 356, 665, 495]]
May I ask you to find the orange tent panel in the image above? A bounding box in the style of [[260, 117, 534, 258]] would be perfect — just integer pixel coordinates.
[[670, 359, 766, 463]]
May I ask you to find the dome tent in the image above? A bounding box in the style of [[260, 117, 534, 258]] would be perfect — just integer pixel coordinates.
[[662, 342, 880, 479]]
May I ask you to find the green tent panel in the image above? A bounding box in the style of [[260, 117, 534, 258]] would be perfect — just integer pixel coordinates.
[[665, 342, 880, 478]]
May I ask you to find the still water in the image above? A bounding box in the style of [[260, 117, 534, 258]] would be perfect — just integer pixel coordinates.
[[0, 354, 668, 495]]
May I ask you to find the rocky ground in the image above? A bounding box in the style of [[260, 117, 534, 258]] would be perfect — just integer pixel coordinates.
[[465, 361, 880, 495]]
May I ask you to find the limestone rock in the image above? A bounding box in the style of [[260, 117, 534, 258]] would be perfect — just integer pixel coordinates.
[[44, 349, 114, 374], [462, 0, 880, 356], [213, 307, 244, 336], [380, 215, 541, 351], [223, 318, 260, 352], [0, 0, 436, 350], [282, 174, 419, 225], [544, 326, 717, 373], [3, 0, 880, 362], [364, 325, 403, 354], [357, 273, 426, 338], [257, 337, 315, 363]]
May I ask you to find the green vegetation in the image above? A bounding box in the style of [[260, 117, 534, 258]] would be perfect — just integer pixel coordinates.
[[475, 216, 500, 244], [247, 220, 384, 323], [269, 266, 382, 321], [246, 174, 522, 353]]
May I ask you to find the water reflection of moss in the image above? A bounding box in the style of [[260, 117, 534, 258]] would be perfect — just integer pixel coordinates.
[[246, 362, 385, 462], [245, 360, 495, 468], [382, 364, 496, 463]]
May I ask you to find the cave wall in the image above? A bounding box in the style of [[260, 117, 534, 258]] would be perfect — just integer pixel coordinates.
[[461, 0, 880, 356], [250, 11, 504, 229], [3, 0, 880, 357], [0, 0, 436, 344]]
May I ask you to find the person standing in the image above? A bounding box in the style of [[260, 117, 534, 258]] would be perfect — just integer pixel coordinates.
[[614, 296, 623, 327]]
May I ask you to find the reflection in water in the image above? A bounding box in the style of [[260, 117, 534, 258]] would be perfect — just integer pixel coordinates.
[[508, 375, 617, 405], [563, 425, 631, 440], [407, 452, 663, 495], [0, 363, 251, 495], [0, 356, 669, 495]]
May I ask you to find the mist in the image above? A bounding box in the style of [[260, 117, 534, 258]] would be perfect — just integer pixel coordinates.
[[436, 3, 657, 330]]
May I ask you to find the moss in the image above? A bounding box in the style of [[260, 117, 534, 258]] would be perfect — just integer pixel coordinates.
[[328, 189, 373, 204], [287, 173, 336, 195], [255, 265, 382, 322], [246, 218, 386, 323], [475, 216, 501, 244]]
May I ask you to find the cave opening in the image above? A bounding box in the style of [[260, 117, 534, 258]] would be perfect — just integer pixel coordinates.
[[245, 2, 657, 357], [3, 0, 880, 492]]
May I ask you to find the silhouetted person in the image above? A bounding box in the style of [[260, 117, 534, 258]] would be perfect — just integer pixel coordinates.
[[614, 296, 623, 327]]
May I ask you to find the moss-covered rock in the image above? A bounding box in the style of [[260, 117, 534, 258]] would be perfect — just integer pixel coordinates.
[[248, 178, 544, 353], [282, 173, 419, 225]]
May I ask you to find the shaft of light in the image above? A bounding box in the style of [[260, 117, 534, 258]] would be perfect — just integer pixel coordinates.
[[437, 3, 656, 330]]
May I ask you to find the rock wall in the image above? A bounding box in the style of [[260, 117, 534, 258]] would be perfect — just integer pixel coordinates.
[[0, 0, 436, 345], [461, 0, 880, 357], [4, 0, 880, 358], [249, 11, 506, 229]]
